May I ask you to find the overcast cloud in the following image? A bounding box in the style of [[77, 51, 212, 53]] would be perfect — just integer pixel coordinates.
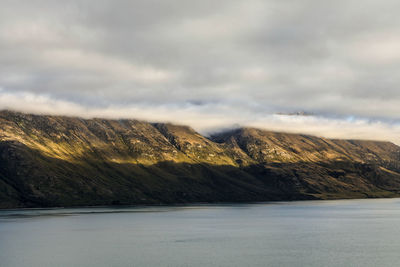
[[1, 0, 400, 143]]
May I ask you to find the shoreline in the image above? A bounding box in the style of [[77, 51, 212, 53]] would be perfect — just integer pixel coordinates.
[[2, 195, 400, 211]]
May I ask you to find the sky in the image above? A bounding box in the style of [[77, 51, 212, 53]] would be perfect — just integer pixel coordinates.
[[1, 0, 400, 143]]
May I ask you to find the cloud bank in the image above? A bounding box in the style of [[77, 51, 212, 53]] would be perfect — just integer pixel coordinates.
[[1, 0, 400, 143]]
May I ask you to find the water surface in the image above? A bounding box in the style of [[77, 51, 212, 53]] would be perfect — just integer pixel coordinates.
[[1, 199, 400, 266]]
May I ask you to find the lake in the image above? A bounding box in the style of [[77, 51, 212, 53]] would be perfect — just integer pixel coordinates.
[[1, 199, 400, 266]]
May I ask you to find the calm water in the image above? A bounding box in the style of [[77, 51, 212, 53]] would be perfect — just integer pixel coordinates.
[[1, 199, 400, 267]]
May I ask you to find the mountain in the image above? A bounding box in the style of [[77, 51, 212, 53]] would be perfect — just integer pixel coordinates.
[[1, 110, 400, 208]]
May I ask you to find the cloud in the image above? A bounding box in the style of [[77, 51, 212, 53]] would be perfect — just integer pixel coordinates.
[[1, 0, 400, 143], [2, 90, 400, 144]]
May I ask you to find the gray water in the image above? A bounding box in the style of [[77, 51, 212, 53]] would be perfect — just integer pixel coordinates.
[[1, 199, 400, 267]]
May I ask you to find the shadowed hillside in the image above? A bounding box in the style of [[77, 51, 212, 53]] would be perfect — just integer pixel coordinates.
[[1, 110, 400, 208]]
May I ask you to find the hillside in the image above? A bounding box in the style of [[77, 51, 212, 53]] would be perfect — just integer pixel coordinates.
[[1, 110, 400, 208]]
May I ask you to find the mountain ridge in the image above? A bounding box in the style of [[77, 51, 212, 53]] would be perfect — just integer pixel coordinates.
[[1, 110, 400, 208]]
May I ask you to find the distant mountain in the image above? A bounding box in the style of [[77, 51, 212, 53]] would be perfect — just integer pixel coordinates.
[[1, 110, 400, 208]]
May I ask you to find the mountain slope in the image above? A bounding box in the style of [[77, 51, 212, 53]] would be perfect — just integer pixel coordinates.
[[1, 110, 400, 208]]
